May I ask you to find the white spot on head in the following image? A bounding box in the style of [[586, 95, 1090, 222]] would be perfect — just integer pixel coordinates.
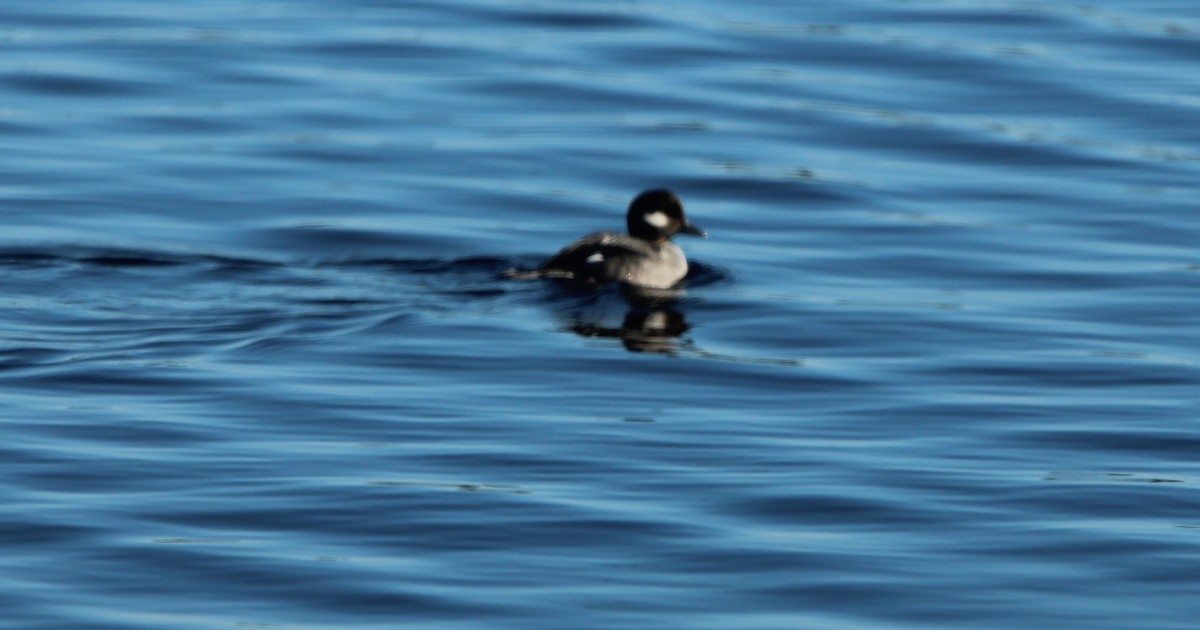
[[644, 211, 670, 229], [586, 252, 605, 264]]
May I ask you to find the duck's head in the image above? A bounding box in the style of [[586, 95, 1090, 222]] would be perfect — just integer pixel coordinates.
[[626, 189, 706, 243]]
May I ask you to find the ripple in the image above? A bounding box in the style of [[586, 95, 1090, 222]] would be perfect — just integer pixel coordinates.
[[4, 71, 157, 97]]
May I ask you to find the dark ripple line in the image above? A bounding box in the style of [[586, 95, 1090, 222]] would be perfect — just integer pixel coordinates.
[[0, 248, 280, 270], [3, 73, 158, 97]]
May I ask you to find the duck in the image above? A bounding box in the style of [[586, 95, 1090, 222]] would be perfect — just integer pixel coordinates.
[[527, 189, 705, 289]]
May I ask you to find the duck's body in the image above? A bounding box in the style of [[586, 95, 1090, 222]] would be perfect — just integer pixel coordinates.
[[534, 189, 705, 289], [539, 231, 690, 289]]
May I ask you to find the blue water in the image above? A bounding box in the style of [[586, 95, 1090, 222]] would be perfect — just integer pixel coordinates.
[[2, 1, 1199, 628]]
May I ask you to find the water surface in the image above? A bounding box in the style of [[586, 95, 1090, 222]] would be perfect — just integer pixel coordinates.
[[2, 1, 1199, 628]]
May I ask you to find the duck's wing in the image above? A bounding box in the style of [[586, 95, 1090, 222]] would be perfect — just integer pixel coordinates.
[[538, 232, 651, 284]]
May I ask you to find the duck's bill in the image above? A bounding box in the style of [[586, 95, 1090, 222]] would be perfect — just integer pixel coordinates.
[[681, 222, 707, 238]]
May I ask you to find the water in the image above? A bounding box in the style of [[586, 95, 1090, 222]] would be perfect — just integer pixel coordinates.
[[2, 1, 1198, 628]]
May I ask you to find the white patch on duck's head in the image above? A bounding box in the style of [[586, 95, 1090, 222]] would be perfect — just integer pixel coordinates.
[[585, 252, 605, 264], [643, 211, 670, 229]]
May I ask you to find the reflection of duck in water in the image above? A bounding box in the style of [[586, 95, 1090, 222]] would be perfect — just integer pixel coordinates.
[[569, 296, 691, 355], [510, 189, 706, 289]]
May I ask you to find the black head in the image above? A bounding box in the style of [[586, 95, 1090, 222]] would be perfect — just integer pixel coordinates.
[[625, 189, 706, 242]]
